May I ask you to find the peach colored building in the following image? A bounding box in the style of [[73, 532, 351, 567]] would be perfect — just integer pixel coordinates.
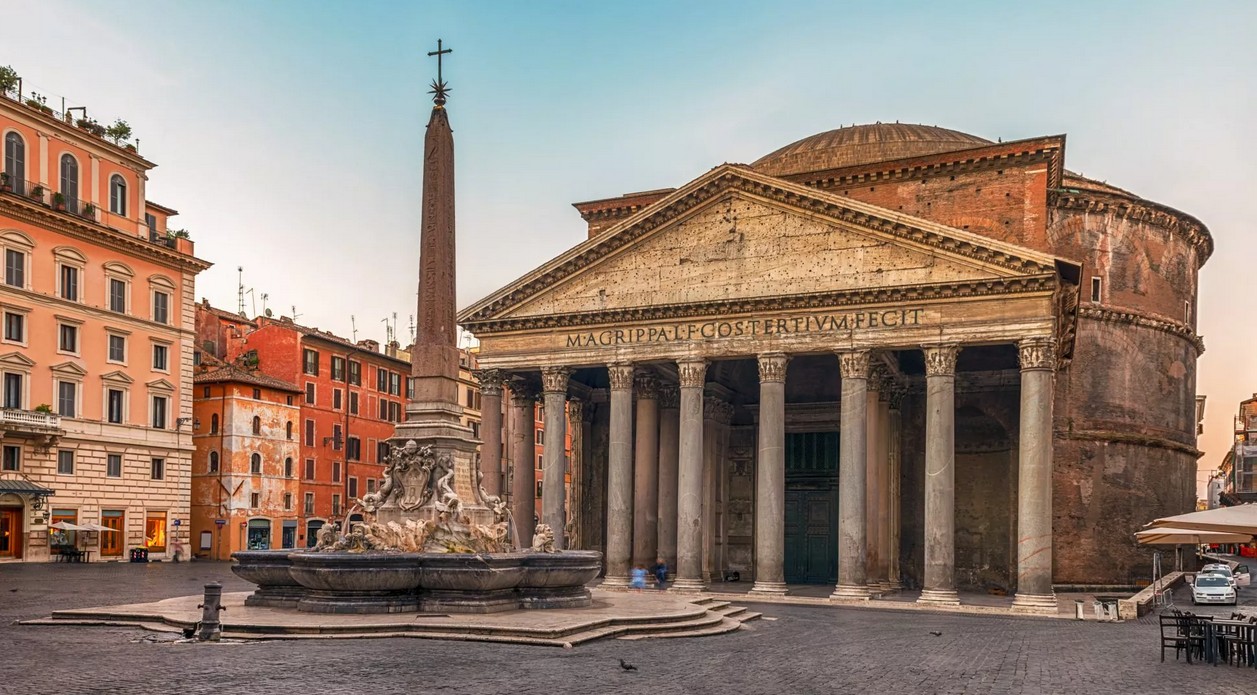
[[0, 80, 209, 562], [190, 355, 301, 560]]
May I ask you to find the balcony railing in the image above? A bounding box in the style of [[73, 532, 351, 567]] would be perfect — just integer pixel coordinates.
[[0, 408, 61, 430]]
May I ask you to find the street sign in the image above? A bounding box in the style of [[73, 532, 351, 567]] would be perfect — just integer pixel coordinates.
[[214, 519, 226, 527]]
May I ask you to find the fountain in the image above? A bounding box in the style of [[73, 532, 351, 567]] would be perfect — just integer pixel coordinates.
[[231, 40, 600, 614]]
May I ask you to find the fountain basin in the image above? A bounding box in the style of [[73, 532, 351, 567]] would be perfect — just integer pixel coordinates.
[[417, 552, 527, 614], [288, 552, 423, 614], [518, 551, 601, 609], [231, 550, 307, 608]]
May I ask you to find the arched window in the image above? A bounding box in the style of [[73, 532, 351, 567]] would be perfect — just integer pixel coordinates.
[[252, 415, 261, 435], [210, 413, 219, 433], [208, 451, 219, 473], [3, 132, 25, 194], [59, 154, 79, 208], [286, 421, 293, 440], [109, 174, 126, 216], [284, 457, 293, 478], [250, 452, 262, 474]]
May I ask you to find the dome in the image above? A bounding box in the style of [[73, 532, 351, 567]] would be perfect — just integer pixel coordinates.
[[752, 123, 992, 177]]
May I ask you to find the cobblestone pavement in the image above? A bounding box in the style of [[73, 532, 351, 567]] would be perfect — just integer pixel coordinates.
[[1, 561, 1254, 694]]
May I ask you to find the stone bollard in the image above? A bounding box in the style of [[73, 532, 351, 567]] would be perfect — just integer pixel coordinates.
[[197, 582, 226, 641], [1074, 600, 1085, 621]]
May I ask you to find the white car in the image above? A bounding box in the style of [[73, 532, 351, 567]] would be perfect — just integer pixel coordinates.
[[1193, 574, 1238, 605]]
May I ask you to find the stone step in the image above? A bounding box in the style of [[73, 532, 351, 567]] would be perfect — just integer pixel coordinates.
[[735, 610, 762, 623], [617, 616, 744, 641], [714, 605, 747, 618]]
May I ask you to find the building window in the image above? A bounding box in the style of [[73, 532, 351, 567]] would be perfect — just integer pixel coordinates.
[[377, 368, 388, 392], [58, 323, 78, 353], [108, 334, 126, 362], [304, 458, 315, 480], [389, 401, 401, 423], [152, 291, 170, 324], [252, 415, 261, 435], [390, 373, 401, 396], [537, 454, 543, 470], [348, 391, 359, 415], [106, 453, 122, 477], [286, 394, 294, 406], [331, 495, 341, 516], [286, 421, 293, 440], [250, 492, 260, 508], [3, 249, 24, 287], [3, 311, 23, 343], [109, 278, 127, 313], [348, 361, 361, 386], [378, 398, 388, 420], [152, 343, 169, 371], [332, 461, 341, 483], [377, 440, 390, 463], [284, 457, 293, 478], [347, 437, 360, 462], [59, 264, 79, 301], [2, 445, 19, 471], [57, 449, 74, 475], [304, 493, 314, 515], [303, 349, 319, 376], [57, 381, 77, 418], [333, 388, 342, 410], [252, 387, 261, 400], [304, 419, 314, 446], [332, 424, 342, 450], [2, 372, 21, 409], [535, 429, 544, 445], [151, 395, 168, 429], [1185, 301, 1191, 324], [109, 174, 127, 216], [284, 492, 293, 511], [3, 132, 25, 193], [150, 457, 165, 480], [406, 377, 415, 400], [251, 452, 262, 474], [305, 382, 315, 404], [367, 478, 376, 493], [208, 450, 219, 473], [535, 481, 543, 498], [331, 356, 345, 381], [466, 387, 474, 408], [1090, 276, 1102, 303], [144, 512, 166, 551], [210, 413, 219, 433], [348, 477, 358, 499], [59, 153, 79, 209], [106, 388, 124, 423]]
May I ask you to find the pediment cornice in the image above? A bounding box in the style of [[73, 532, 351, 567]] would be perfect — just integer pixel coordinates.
[[459, 165, 1065, 326]]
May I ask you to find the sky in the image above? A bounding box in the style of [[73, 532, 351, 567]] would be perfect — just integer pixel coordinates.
[[6, 0, 1255, 495]]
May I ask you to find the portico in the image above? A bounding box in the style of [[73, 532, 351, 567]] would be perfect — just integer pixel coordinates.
[[460, 165, 1079, 611]]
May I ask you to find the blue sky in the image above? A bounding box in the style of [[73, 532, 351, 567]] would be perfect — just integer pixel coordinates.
[[7, 0, 1256, 488]]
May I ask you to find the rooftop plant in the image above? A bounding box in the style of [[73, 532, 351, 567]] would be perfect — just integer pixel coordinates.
[[105, 119, 132, 145], [0, 66, 18, 95]]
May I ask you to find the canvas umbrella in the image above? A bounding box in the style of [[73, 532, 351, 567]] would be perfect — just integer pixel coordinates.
[[1135, 526, 1252, 545], [1144, 504, 1257, 536], [77, 522, 117, 532], [49, 521, 84, 530]]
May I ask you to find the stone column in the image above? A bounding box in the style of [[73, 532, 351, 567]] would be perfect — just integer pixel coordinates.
[[633, 374, 661, 567], [540, 367, 572, 549], [833, 349, 872, 600], [672, 358, 708, 593], [1013, 337, 1058, 612], [585, 390, 610, 559], [702, 396, 733, 583], [568, 398, 587, 550], [887, 388, 905, 590], [865, 368, 883, 590], [603, 364, 635, 587], [657, 386, 680, 576], [509, 382, 538, 549], [918, 344, 961, 606], [751, 353, 789, 596], [475, 369, 507, 498]]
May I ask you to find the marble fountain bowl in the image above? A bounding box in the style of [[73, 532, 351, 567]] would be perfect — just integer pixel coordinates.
[[416, 552, 527, 613], [518, 550, 602, 609], [230, 550, 307, 608], [286, 551, 425, 614]]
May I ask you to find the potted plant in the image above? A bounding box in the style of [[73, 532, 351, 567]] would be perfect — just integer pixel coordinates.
[[52, 192, 65, 211], [0, 66, 18, 98], [29, 184, 44, 201], [105, 119, 132, 145], [82, 202, 96, 218], [34, 404, 53, 414], [0, 172, 10, 192]]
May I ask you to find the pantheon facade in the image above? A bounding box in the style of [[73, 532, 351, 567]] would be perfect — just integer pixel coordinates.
[[460, 124, 1211, 610]]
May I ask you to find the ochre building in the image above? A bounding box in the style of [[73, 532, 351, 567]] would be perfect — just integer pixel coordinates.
[[460, 124, 1210, 608]]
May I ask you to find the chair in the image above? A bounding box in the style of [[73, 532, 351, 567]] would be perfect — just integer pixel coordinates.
[[1160, 613, 1199, 663]]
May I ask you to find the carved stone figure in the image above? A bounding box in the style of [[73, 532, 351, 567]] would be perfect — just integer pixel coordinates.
[[313, 521, 340, 551], [531, 524, 557, 553]]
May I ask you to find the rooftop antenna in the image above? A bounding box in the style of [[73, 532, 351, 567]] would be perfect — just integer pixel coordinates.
[[409, 314, 416, 344], [245, 288, 256, 317], [260, 293, 269, 317], [291, 305, 302, 322], [351, 315, 358, 342], [237, 267, 245, 316], [380, 316, 393, 345]]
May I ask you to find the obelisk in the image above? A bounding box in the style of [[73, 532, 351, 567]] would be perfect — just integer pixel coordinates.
[[382, 40, 486, 524]]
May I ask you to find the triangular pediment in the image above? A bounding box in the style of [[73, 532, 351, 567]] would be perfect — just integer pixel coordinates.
[[459, 165, 1063, 329], [100, 370, 134, 384], [49, 361, 88, 377], [146, 378, 175, 391], [0, 352, 36, 369]]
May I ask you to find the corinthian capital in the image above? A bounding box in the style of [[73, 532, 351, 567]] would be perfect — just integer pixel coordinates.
[[837, 350, 870, 380], [658, 385, 680, 409], [634, 373, 659, 399], [757, 353, 789, 384], [508, 380, 539, 407], [1018, 336, 1056, 372], [676, 358, 708, 388], [540, 366, 573, 394], [704, 396, 734, 424], [474, 368, 508, 396], [922, 344, 961, 377], [607, 363, 635, 391]]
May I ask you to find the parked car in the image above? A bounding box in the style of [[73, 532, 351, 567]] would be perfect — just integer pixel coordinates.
[[1233, 563, 1251, 588], [1192, 574, 1238, 605], [1201, 564, 1238, 588]]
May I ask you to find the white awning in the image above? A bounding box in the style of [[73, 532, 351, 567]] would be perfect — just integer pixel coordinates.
[[1135, 526, 1251, 545], [1144, 504, 1257, 535]]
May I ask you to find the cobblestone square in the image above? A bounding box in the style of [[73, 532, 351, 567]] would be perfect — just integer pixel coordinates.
[[1, 561, 1253, 694]]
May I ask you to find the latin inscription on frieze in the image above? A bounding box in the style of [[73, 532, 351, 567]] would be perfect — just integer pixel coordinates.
[[564, 308, 926, 348]]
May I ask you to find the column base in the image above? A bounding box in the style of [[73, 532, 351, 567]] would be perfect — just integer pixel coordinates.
[[830, 583, 872, 600], [749, 581, 788, 597], [916, 588, 961, 606], [669, 578, 709, 594], [877, 580, 897, 592], [602, 575, 631, 590], [1011, 592, 1058, 613]]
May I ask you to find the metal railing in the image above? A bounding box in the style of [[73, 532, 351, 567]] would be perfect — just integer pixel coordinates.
[[0, 408, 61, 429], [1, 90, 138, 152]]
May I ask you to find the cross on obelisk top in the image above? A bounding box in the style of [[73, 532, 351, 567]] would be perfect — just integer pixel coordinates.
[[427, 38, 452, 106]]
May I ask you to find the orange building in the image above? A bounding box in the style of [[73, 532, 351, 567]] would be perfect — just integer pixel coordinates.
[[190, 355, 301, 559], [0, 76, 209, 562]]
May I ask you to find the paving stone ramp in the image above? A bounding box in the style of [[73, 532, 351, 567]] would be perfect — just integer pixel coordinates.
[[23, 592, 760, 648]]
